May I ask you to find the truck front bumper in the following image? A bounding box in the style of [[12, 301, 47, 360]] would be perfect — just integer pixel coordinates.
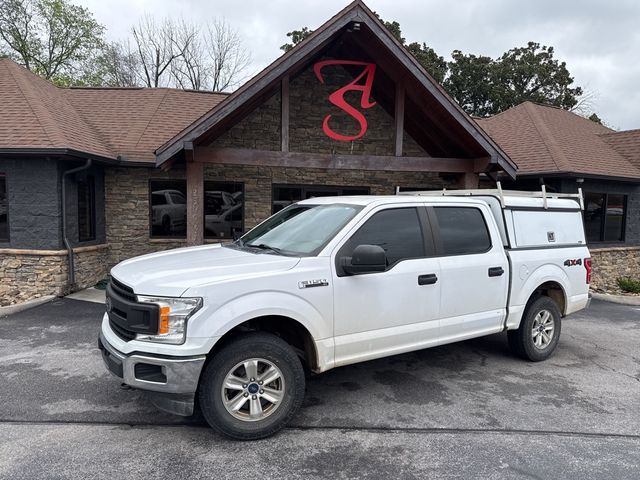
[[98, 332, 206, 416]]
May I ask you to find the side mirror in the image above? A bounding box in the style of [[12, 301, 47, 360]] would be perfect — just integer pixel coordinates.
[[341, 244, 387, 275]]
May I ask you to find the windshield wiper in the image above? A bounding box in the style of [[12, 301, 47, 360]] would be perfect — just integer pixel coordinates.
[[246, 243, 283, 255]]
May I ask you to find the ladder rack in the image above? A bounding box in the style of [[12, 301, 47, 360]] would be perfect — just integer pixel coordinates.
[[396, 182, 584, 210]]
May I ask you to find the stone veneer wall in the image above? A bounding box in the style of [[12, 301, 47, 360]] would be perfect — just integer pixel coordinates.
[[589, 246, 640, 292], [0, 244, 109, 306], [103, 164, 451, 266]]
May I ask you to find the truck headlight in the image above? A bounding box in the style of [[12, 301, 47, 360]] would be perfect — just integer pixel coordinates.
[[135, 296, 202, 345]]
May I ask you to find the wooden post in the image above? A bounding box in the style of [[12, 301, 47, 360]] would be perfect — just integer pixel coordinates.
[[186, 149, 204, 246], [281, 75, 290, 152], [457, 172, 480, 189], [394, 82, 405, 157]]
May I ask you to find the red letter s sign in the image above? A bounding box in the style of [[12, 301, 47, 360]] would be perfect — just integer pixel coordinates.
[[313, 60, 377, 141]]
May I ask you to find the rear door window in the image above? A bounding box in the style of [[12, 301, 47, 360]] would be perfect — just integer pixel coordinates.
[[434, 207, 491, 255]]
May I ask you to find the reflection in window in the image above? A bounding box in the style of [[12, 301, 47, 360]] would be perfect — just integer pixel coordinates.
[[583, 192, 627, 242], [204, 182, 244, 239], [150, 180, 187, 238], [272, 184, 370, 213], [77, 176, 96, 242], [0, 174, 7, 241]]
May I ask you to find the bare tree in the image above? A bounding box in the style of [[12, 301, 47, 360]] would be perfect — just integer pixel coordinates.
[[131, 15, 194, 88], [203, 18, 250, 91], [169, 19, 205, 90], [169, 17, 250, 91]]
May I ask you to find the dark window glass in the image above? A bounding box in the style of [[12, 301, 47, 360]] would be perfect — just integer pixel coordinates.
[[583, 192, 627, 243], [204, 181, 244, 239], [150, 180, 187, 238], [272, 184, 370, 213], [77, 176, 96, 242], [434, 207, 491, 255], [584, 192, 605, 242], [604, 194, 625, 242], [0, 175, 7, 241], [342, 208, 425, 266]]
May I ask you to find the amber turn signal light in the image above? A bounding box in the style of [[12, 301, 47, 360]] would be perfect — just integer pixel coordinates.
[[158, 306, 171, 334]]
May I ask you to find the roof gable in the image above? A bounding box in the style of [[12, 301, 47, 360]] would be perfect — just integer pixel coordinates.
[[478, 102, 640, 180], [155, 0, 516, 178]]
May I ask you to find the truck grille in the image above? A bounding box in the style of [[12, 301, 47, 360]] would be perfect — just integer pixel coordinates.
[[106, 277, 159, 342], [109, 317, 137, 341]]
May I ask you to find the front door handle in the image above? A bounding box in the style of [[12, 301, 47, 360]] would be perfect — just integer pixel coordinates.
[[488, 267, 505, 277], [418, 274, 438, 285]]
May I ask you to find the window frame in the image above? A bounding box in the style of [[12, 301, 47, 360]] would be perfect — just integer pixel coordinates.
[[272, 183, 371, 214], [203, 180, 245, 240], [335, 206, 435, 276], [77, 175, 96, 243], [427, 206, 493, 257], [148, 178, 187, 240], [583, 192, 628, 243], [0, 173, 8, 243]]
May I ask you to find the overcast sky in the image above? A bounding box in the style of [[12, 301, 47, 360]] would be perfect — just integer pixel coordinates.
[[79, 0, 639, 130]]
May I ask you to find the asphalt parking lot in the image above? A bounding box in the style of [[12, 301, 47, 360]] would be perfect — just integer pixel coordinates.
[[0, 298, 639, 479]]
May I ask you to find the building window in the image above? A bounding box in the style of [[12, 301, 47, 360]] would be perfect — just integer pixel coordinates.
[[583, 192, 627, 243], [204, 181, 244, 239], [77, 176, 96, 242], [0, 174, 7, 241], [150, 180, 187, 238], [272, 184, 370, 213]]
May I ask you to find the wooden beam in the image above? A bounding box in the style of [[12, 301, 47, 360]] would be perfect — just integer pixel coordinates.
[[457, 172, 480, 189], [185, 151, 204, 246], [194, 147, 476, 173], [394, 82, 405, 157], [281, 75, 290, 152]]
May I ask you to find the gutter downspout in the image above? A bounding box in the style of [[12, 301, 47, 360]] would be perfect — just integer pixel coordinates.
[[61, 159, 92, 288]]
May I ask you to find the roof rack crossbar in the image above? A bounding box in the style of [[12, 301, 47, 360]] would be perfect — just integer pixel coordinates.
[[396, 181, 584, 210]]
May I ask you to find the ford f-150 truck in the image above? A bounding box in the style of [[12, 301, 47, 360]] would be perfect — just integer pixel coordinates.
[[99, 186, 591, 440]]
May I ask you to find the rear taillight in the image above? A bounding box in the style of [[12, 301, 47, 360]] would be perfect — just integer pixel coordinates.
[[584, 257, 592, 284]]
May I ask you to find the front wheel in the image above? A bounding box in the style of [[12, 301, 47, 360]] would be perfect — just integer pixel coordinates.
[[198, 332, 305, 440], [508, 296, 562, 362]]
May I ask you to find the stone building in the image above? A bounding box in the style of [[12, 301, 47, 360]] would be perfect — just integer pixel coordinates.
[[0, 0, 638, 305]]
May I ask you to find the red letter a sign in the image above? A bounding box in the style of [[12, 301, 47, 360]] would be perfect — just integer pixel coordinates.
[[313, 60, 377, 141]]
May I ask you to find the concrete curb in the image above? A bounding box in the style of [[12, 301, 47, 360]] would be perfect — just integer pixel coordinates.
[[591, 292, 640, 306], [0, 295, 56, 317]]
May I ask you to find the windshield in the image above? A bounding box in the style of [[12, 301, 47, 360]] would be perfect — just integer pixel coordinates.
[[236, 203, 363, 256]]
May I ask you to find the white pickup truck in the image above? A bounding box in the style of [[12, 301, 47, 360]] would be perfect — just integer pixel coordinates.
[[99, 187, 591, 440]]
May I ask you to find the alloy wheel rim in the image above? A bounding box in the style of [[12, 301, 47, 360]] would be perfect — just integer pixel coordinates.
[[221, 358, 285, 422], [531, 309, 555, 350]]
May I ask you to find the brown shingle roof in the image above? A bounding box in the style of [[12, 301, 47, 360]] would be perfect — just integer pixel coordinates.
[[477, 102, 640, 180], [599, 129, 640, 171], [0, 58, 226, 163]]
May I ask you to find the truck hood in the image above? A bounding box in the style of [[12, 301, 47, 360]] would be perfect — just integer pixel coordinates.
[[110, 244, 300, 297]]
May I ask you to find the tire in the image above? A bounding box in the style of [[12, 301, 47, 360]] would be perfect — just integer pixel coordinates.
[[508, 296, 562, 362], [198, 332, 305, 440]]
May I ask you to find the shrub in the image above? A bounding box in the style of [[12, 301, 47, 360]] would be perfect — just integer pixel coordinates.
[[617, 277, 640, 294]]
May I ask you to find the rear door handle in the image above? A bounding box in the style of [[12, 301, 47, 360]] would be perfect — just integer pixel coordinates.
[[488, 267, 505, 277], [418, 274, 438, 285]]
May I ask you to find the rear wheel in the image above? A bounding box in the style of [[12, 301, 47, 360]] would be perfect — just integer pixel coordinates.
[[199, 332, 305, 440], [508, 296, 561, 362]]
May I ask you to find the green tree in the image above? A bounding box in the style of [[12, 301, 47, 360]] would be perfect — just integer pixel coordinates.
[[0, 0, 104, 82], [489, 42, 583, 114], [280, 27, 313, 53], [444, 51, 495, 116]]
